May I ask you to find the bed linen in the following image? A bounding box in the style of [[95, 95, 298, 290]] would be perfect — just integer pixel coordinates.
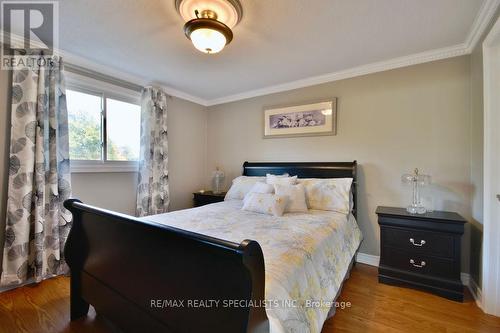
[[142, 201, 362, 333]]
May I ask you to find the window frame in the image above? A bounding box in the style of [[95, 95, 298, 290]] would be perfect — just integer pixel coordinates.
[[65, 72, 141, 173]]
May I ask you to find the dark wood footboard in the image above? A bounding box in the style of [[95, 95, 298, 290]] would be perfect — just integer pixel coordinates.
[[63, 199, 268, 333]]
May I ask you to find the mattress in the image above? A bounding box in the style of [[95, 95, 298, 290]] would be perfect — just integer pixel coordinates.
[[143, 200, 362, 333]]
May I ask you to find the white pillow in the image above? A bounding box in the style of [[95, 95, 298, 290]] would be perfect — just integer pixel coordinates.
[[242, 193, 288, 217], [225, 176, 266, 201], [266, 173, 289, 178], [266, 174, 298, 186], [243, 182, 274, 204], [274, 184, 308, 213], [297, 178, 353, 214]]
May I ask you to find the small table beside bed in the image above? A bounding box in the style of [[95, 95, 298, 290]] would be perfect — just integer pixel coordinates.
[[64, 161, 363, 333]]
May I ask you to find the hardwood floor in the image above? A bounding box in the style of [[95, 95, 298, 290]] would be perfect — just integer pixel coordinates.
[[0, 264, 499, 333], [324, 265, 500, 333]]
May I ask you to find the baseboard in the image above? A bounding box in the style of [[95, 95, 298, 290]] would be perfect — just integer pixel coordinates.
[[356, 252, 483, 308], [460, 273, 483, 309], [461, 272, 470, 286], [355, 252, 380, 266], [468, 276, 483, 309]]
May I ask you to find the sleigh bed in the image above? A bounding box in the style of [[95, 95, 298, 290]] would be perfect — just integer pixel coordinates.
[[64, 161, 360, 333]]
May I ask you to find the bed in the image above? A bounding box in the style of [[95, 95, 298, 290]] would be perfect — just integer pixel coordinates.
[[64, 161, 361, 333]]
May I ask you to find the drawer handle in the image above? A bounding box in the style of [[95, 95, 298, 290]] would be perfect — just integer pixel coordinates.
[[409, 238, 426, 247], [409, 259, 426, 268]]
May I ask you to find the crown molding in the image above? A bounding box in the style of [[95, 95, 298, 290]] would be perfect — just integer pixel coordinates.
[[0, 30, 209, 106], [1, 0, 498, 107], [464, 0, 500, 53], [206, 43, 468, 106], [206, 0, 500, 106]]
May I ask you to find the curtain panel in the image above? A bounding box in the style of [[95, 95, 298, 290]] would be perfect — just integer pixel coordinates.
[[136, 87, 170, 217], [1, 54, 72, 287]]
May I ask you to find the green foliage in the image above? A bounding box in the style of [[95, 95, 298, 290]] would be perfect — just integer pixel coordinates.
[[68, 109, 101, 160], [108, 140, 135, 161], [68, 110, 136, 161]]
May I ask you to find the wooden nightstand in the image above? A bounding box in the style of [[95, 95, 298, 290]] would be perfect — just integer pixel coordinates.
[[376, 206, 466, 301], [193, 191, 226, 207]]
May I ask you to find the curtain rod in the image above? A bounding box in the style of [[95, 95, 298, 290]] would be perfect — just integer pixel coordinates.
[[64, 63, 144, 93]]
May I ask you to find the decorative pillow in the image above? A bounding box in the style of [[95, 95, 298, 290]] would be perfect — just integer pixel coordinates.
[[297, 178, 353, 214], [274, 183, 308, 213], [243, 182, 274, 203], [242, 193, 288, 217], [225, 176, 266, 201], [266, 174, 297, 186], [266, 173, 289, 178]]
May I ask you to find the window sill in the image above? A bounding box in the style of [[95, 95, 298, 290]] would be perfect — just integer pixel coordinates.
[[70, 161, 138, 173]]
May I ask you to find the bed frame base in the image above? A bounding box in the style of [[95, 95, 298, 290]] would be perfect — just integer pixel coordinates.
[[64, 161, 357, 332], [64, 199, 268, 333]]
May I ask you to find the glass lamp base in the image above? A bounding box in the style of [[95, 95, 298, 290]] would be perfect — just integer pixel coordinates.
[[407, 205, 427, 214]]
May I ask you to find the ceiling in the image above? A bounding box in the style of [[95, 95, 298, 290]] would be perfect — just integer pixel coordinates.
[[56, 0, 497, 105]]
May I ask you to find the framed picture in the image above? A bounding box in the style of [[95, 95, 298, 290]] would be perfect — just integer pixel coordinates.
[[263, 99, 337, 138]]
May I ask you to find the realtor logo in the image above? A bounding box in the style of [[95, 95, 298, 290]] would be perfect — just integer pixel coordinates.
[[1, 1, 58, 69]]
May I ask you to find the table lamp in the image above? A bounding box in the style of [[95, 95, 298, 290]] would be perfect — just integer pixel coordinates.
[[402, 168, 431, 214]]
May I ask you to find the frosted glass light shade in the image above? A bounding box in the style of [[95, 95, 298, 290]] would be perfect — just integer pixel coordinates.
[[190, 28, 227, 54]]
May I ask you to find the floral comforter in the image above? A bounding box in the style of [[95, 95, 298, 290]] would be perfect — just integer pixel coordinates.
[[143, 201, 362, 333]]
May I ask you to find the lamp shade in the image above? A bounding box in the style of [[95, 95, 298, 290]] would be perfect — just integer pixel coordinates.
[[190, 28, 227, 54], [184, 17, 233, 54]]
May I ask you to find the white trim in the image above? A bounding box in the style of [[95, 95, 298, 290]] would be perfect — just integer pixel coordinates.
[[70, 160, 138, 173], [460, 273, 484, 310], [206, 0, 500, 106], [465, 0, 500, 53], [461, 272, 470, 287], [207, 44, 468, 105], [1, 1, 498, 106], [355, 252, 380, 267], [469, 276, 484, 309], [0, 30, 207, 106], [61, 48, 207, 105], [482, 15, 500, 317], [65, 71, 141, 104]]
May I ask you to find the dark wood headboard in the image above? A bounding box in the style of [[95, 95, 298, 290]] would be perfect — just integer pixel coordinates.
[[243, 161, 357, 218]]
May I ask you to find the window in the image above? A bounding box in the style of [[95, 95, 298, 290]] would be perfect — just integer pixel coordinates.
[[67, 90, 103, 161], [106, 98, 141, 161], [66, 81, 141, 172]]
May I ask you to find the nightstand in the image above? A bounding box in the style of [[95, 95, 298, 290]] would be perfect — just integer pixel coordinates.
[[376, 206, 466, 301], [193, 191, 226, 207]]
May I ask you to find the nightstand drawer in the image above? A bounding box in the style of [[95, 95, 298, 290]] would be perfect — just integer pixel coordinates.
[[381, 247, 457, 280], [193, 191, 226, 207], [377, 206, 466, 301], [381, 226, 454, 258]]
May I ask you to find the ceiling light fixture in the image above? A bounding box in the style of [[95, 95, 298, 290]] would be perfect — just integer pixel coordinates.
[[175, 0, 242, 54]]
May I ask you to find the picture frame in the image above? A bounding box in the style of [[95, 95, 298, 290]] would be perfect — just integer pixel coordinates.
[[263, 99, 337, 138]]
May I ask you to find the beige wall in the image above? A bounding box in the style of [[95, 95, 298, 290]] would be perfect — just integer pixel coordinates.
[[0, 52, 486, 277], [207, 56, 472, 270], [71, 172, 138, 215], [71, 96, 207, 215]]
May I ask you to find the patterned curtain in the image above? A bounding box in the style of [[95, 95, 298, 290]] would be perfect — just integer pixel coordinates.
[[136, 87, 169, 217], [1, 54, 72, 287]]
